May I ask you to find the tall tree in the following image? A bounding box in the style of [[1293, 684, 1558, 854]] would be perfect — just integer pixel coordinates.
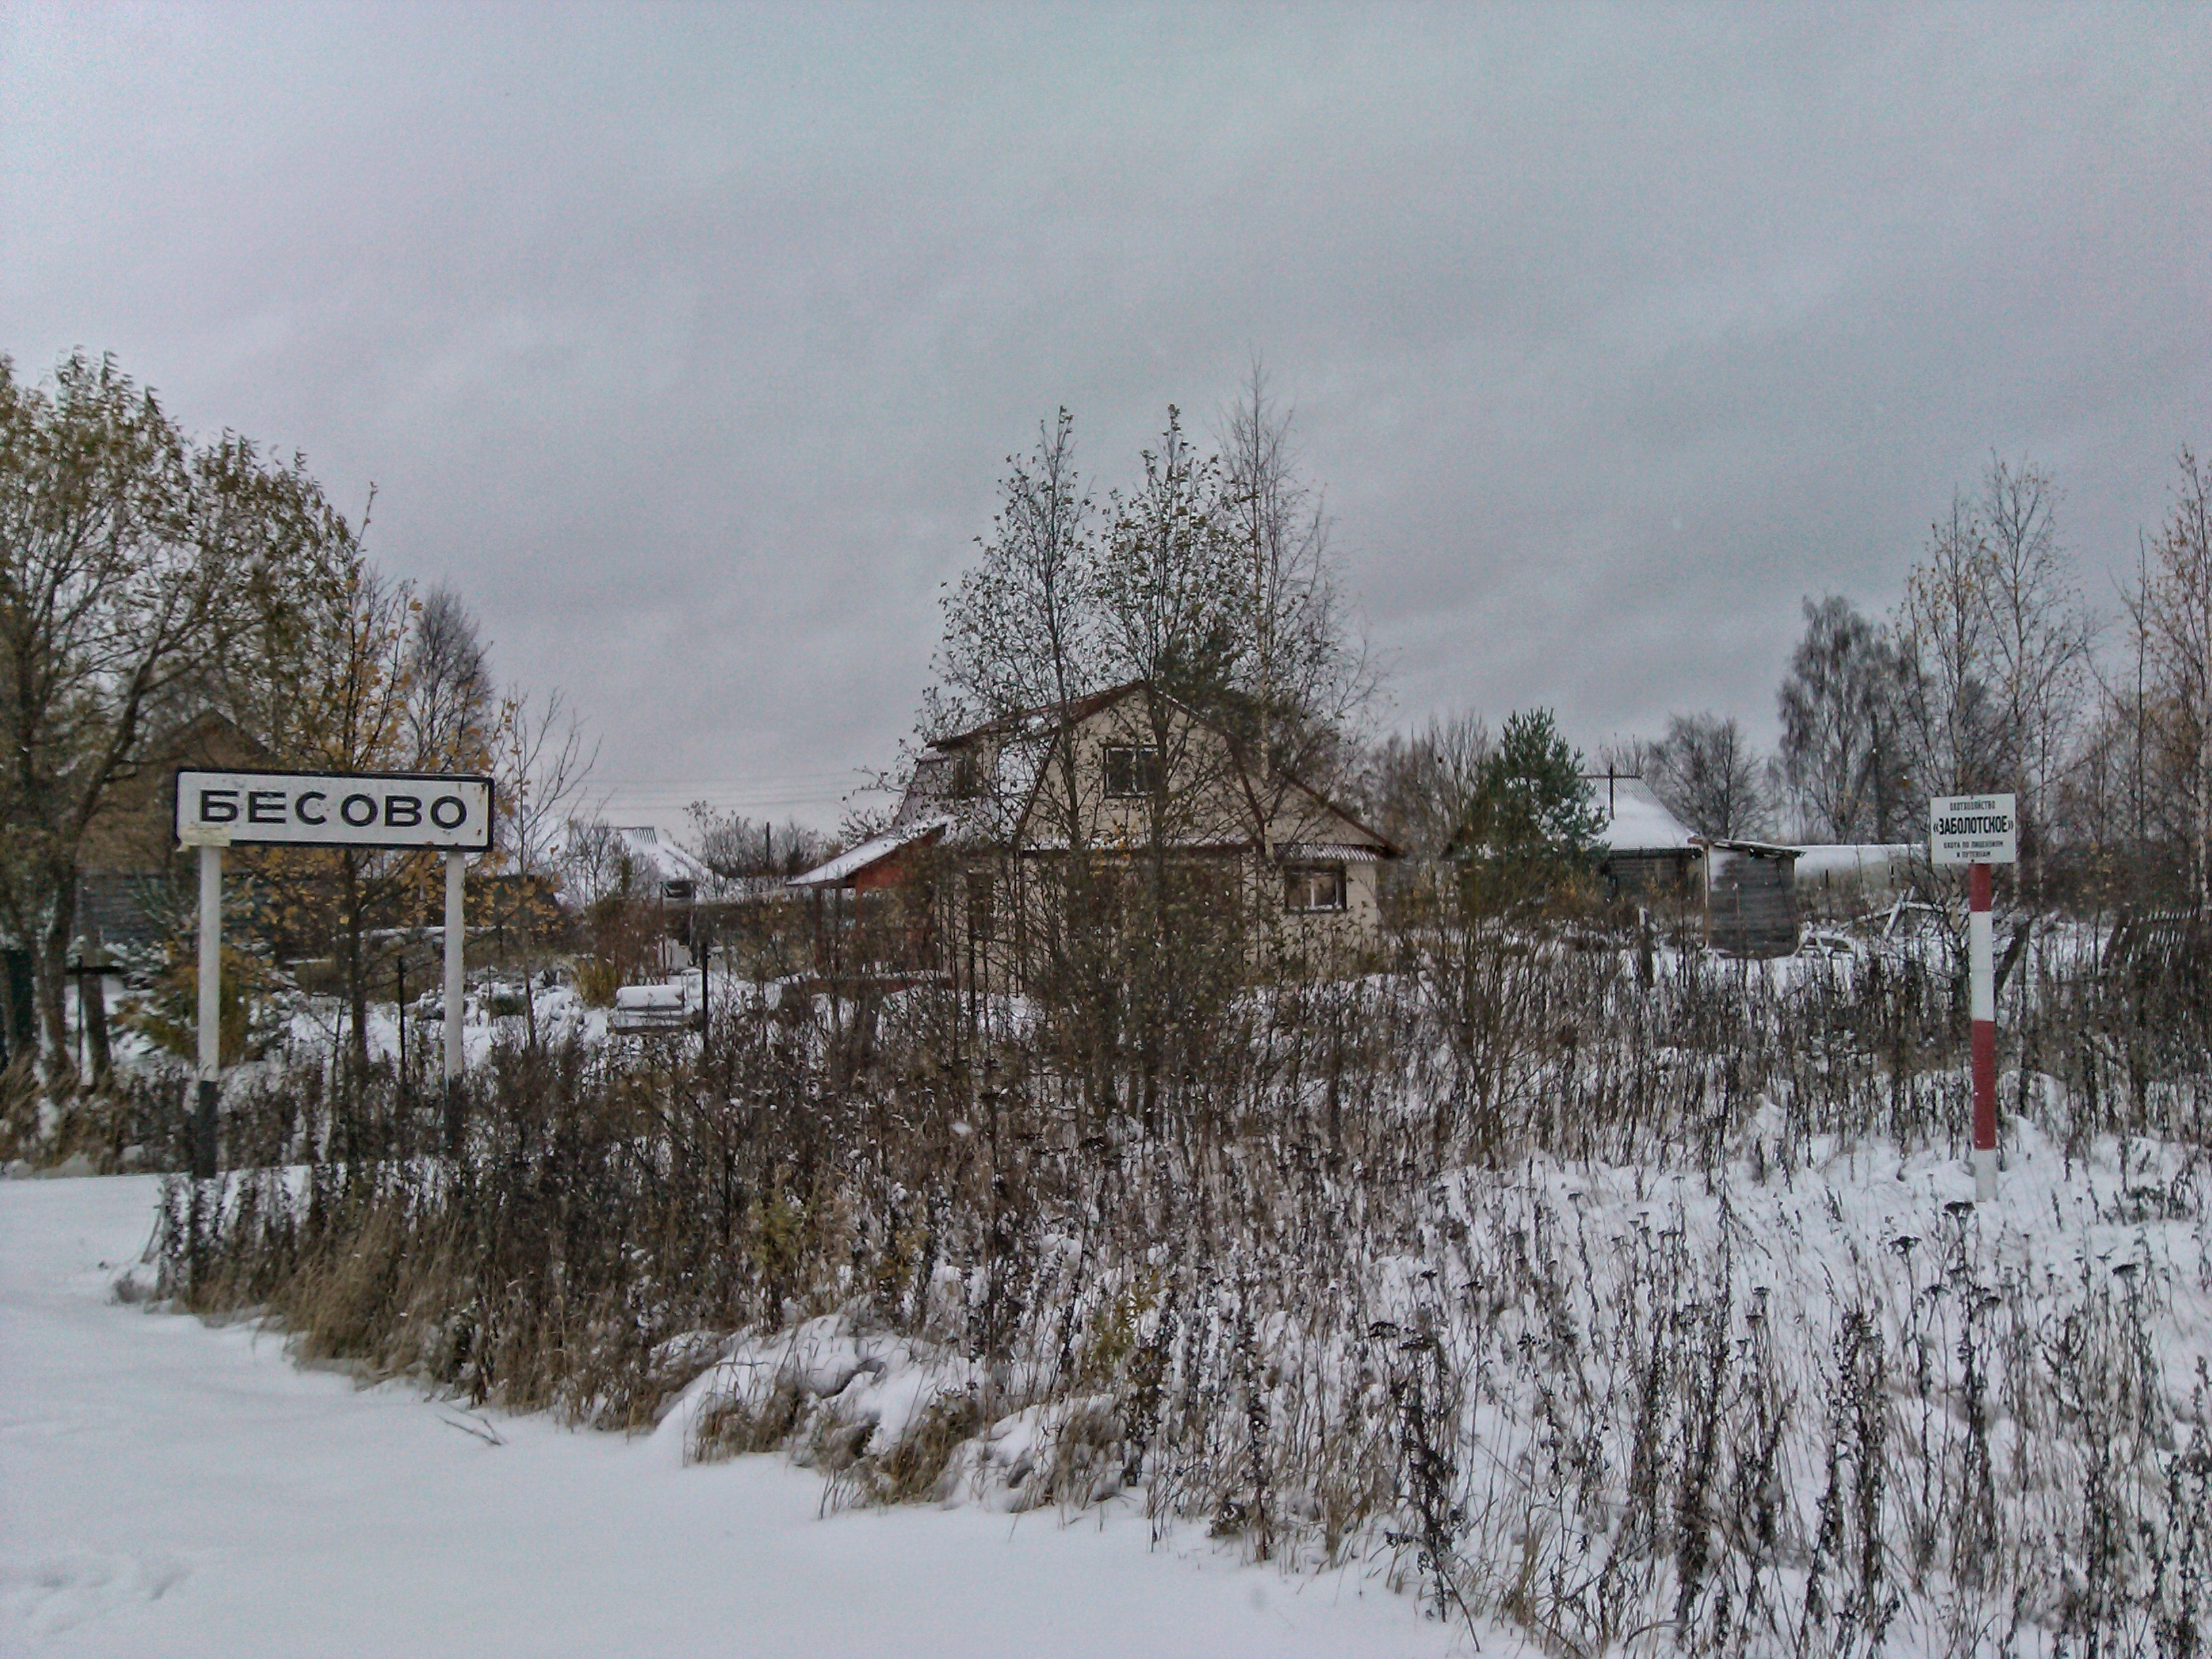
[[407, 584, 494, 766], [241, 560, 500, 1073], [1365, 711, 1490, 861], [489, 685, 596, 1045], [1778, 596, 1908, 841], [929, 408, 1101, 863], [1220, 364, 1373, 804], [1644, 712, 1774, 840], [0, 352, 330, 1089], [1974, 457, 2092, 887], [1457, 708, 1605, 900], [2145, 448, 2212, 903], [1896, 491, 2004, 802]]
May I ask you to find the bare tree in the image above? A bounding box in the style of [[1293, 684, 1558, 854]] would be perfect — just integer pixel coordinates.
[[560, 820, 634, 911], [407, 583, 495, 766], [930, 410, 1098, 740], [490, 684, 596, 1044], [682, 804, 827, 892], [2144, 448, 2212, 903], [1975, 458, 2093, 889], [1778, 596, 1908, 841], [1895, 494, 2004, 807], [1643, 712, 1774, 840], [1365, 711, 1490, 861], [1220, 363, 1375, 806]]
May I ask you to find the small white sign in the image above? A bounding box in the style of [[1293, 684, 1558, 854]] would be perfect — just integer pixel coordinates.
[[175, 769, 493, 853], [1929, 793, 2018, 867]]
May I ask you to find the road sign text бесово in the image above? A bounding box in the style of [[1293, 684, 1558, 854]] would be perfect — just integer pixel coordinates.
[[173, 769, 493, 853]]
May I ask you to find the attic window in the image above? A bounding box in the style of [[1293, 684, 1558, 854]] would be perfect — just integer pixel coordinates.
[[948, 754, 982, 798], [1284, 862, 1347, 913], [1103, 744, 1161, 798]]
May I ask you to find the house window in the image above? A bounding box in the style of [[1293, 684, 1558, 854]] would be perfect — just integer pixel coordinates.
[[966, 874, 994, 941], [1103, 744, 1162, 798], [1284, 862, 1347, 913]]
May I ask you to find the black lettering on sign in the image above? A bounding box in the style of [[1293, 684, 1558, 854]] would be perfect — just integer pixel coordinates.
[[199, 789, 239, 823], [248, 790, 286, 825], [296, 791, 328, 825], [430, 795, 467, 830], [385, 795, 422, 828], [342, 794, 377, 827]]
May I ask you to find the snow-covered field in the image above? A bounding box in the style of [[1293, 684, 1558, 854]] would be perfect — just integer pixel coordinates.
[[0, 1174, 1475, 1658]]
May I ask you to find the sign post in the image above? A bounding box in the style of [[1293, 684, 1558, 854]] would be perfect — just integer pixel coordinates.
[[177, 823, 230, 1179], [174, 769, 493, 1172], [444, 850, 466, 1153], [1929, 793, 2018, 1204]]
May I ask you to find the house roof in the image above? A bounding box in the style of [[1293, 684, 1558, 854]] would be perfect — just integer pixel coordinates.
[[601, 826, 712, 890], [1793, 842, 1917, 880], [787, 815, 951, 890], [1593, 778, 1700, 855], [1695, 836, 1802, 861], [797, 682, 1391, 888], [924, 682, 1393, 858]]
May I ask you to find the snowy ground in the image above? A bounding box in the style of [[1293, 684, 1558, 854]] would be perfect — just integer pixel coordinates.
[[0, 1175, 1475, 1658]]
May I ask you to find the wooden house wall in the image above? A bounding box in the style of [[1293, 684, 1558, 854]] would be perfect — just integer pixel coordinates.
[[1706, 850, 1801, 958]]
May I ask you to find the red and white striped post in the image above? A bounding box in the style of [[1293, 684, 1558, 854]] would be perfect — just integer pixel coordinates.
[[1967, 860, 1997, 1204], [1930, 792, 2016, 1208]]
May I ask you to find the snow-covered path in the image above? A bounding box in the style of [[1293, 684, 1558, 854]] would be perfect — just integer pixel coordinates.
[[1, 1176, 1466, 1658]]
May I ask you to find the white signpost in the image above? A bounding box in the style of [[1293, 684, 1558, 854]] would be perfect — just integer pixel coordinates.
[[175, 769, 493, 1176], [1929, 793, 2018, 1204]]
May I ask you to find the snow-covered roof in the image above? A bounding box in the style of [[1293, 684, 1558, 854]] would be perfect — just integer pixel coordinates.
[[1793, 842, 1918, 881], [612, 826, 711, 888], [786, 816, 952, 890], [1593, 779, 1698, 853]]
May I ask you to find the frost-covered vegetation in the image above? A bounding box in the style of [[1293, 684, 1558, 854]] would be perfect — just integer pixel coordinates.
[[153, 922, 2211, 1658]]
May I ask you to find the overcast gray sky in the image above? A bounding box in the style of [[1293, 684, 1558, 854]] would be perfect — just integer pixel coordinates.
[[5, 5, 2207, 831]]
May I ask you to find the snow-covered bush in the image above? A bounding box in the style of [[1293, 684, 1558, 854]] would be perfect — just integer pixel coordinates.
[[157, 926, 2212, 1654]]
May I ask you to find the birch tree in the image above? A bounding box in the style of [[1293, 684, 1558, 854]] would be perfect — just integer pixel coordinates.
[[1975, 458, 2092, 890], [1644, 712, 1774, 840], [1778, 596, 1907, 840], [2146, 449, 2212, 903]]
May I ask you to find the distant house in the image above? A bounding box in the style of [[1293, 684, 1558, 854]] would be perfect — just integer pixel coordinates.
[[610, 827, 710, 905], [1578, 775, 1811, 958], [73, 709, 274, 962], [0, 708, 271, 1073], [791, 682, 1395, 984], [1591, 774, 1703, 900]]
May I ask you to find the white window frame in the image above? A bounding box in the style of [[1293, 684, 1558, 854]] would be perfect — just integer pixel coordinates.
[[1102, 744, 1162, 799], [1283, 861, 1348, 913]]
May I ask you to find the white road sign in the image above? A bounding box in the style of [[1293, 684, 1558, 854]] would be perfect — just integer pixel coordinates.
[[1929, 792, 2018, 867], [174, 769, 494, 853]]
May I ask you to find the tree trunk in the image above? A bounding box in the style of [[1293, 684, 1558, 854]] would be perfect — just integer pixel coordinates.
[[82, 968, 112, 1087], [35, 864, 80, 1094]]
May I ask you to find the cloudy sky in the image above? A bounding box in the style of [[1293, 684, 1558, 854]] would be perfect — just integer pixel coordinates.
[[5, 5, 2207, 831]]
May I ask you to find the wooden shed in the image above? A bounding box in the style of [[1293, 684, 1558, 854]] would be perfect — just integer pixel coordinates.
[[1700, 839, 1802, 959]]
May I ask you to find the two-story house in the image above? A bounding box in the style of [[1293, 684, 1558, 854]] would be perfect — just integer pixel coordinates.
[[790, 682, 1393, 986]]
